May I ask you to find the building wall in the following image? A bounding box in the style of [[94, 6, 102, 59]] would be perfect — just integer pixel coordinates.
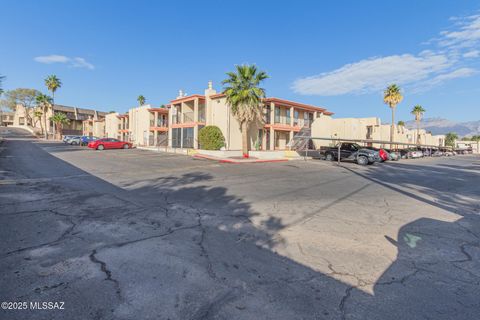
[[311, 117, 445, 148], [1, 111, 15, 126], [128, 105, 152, 146], [93, 120, 106, 137], [456, 140, 479, 153], [206, 95, 263, 150], [105, 113, 120, 138]]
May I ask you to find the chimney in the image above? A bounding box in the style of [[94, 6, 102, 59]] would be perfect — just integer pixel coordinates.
[[177, 90, 184, 99], [204, 80, 217, 97]]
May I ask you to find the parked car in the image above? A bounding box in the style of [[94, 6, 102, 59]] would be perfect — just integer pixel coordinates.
[[81, 136, 98, 146], [444, 151, 454, 156], [63, 135, 76, 143], [88, 138, 132, 150], [365, 147, 389, 162], [432, 150, 443, 157], [69, 136, 82, 145], [384, 149, 400, 161], [323, 143, 381, 165], [397, 149, 410, 159], [408, 149, 424, 159]]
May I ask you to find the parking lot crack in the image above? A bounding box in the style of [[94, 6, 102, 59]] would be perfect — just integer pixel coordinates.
[[89, 249, 122, 300], [1, 211, 77, 258]]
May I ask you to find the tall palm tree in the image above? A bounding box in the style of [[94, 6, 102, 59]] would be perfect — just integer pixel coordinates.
[[0, 75, 5, 96], [411, 105, 426, 144], [44, 75, 62, 138], [33, 109, 44, 134], [50, 112, 70, 140], [222, 64, 268, 158], [397, 120, 405, 127], [383, 84, 403, 143], [36, 93, 53, 139], [137, 95, 146, 106]]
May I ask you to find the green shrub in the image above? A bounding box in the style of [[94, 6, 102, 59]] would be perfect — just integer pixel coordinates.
[[198, 126, 225, 150]]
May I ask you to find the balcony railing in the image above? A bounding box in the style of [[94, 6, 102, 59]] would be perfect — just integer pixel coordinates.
[[183, 112, 194, 123], [150, 119, 169, 127], [274, 116, 291, 125], [293, 119, 311, 128], [198, 112, 206, 123]]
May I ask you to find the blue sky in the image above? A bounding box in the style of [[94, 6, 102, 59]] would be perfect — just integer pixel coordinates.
[[1, 0, 479, 122]]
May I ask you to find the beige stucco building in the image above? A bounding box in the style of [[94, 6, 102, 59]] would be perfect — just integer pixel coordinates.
[[455, 140, 480, 153], [82, 118, 106, 138], [104, 105, 169, 146], [167, 82, 334, 150], [311, 116, 445, 148], [12, 103, 106, 136], [104, 81, 445, 152], [1, 111, 14, 126]]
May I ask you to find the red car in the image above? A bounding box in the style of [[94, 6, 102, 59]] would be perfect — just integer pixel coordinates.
[[88, 138, 133, 150]]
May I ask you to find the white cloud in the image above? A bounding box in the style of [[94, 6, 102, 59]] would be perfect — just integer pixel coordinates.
[[463, 50, 479, 58], [439, 14, 480, 48], [34, 55, 70, 64], [293, 52, 452, 95], [71, 57, 95, 70], [413, 68, 476, 93], [34, 54, 95, 70], [293, 12, 479, 96]]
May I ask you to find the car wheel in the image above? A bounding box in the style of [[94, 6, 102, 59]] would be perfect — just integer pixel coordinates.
[[357, 155, 368, 166], [97, 145, 105, 150], [123, 144, 129, 149], [325, 153, 334, 161]]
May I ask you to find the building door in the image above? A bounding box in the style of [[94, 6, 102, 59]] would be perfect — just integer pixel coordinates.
[[265, 130, 270, 150]]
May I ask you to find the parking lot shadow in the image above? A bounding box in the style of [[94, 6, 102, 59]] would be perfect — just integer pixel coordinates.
[[1, 139, 479, 319], [341, 159, 480, 216]]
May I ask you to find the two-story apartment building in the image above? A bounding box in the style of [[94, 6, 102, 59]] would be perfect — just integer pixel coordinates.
[[105, 105, 169, 146], [1, 111, 14, 126], [311, 116, 445, 148], [13, 104, 107, 136], [166, 82, 334, 150]]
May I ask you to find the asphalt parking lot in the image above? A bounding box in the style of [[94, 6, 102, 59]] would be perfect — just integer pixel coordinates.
[[1, 127, 480, 320]]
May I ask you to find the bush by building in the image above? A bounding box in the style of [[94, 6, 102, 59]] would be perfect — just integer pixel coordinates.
[[198, 125, 225, 150]]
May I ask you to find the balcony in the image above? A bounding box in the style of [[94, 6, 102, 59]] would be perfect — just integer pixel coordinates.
[[275, 116, 291, 125], [150, 119, 169, 127], [293, 119, 311, 128], [183, 112, 194, 123]]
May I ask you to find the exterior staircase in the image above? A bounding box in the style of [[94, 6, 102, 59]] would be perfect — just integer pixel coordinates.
[[288, 127, 312, 151]]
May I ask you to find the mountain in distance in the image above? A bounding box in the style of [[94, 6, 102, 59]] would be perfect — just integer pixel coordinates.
[[404, 117, 480, 137]]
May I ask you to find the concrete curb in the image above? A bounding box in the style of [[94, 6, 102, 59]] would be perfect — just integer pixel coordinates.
[[193, 154, 289, 164]]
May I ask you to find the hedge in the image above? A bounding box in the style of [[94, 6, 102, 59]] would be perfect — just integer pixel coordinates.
[[198, 126, 225, 150]]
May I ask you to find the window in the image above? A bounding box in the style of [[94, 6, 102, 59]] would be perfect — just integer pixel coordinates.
[[19, 117, 25, 125], [172, 128, 181, 148], [286, 109, 291, 124], [274, 108, 280, 123], [182, 127, 194, 148]]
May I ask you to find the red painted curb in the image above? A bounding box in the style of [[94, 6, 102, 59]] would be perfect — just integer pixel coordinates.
[[193, 154, 289, 164]]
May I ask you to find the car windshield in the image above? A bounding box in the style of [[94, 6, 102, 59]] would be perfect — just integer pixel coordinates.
[[351, 143, 361, 150]]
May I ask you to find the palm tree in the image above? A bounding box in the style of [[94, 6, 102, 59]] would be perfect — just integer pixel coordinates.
[[0, 75, 5, 96], [36, 93, 53, 139], [137, 95, 146, 106], [222, 64, 268, 158], [33, 109, 44, 134], [44, 75, 62, 138], [411, 105, 426, 144], [397, 120, 405, 127], [50, 112, 70, 140], [383, 84, 403, 143]]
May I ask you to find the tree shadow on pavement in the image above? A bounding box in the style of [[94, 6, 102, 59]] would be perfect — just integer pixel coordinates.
[[1, 140, 479, 319]]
